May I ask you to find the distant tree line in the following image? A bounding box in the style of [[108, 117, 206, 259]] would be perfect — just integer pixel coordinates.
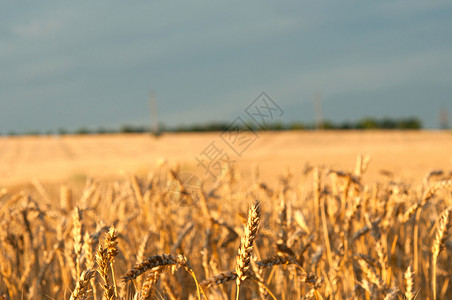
[[4, 117, 423, 136], [150, 117, 422, 132], [322, 117, 422, 130]]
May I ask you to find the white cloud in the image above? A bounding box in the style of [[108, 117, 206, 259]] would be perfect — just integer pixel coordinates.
[[69, 4, 303, 72], [11, 19, 62, 38]]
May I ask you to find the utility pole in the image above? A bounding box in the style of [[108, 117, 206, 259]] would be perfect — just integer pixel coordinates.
[[149, 92, 160, 135], [439, 107, 449, 129], [314, 92, 323, 130]]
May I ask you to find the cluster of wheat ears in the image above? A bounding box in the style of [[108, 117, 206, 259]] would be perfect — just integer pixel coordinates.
[[0, 156, 451, 299]]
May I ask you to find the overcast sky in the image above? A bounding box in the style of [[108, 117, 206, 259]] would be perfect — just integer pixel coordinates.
[[1, 1, 451, 133]]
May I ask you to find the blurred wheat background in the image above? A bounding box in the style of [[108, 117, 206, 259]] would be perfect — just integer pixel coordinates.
[[0, 132, 451, 299]]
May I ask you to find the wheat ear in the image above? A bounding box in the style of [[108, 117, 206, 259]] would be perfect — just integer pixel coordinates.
[[235, 200, 261, 299], [105, 226, 119, 298], [122, 254, 180, 283], [95, 245, 115, 300], [404, 265, 414, 300], [432, 207, 452, 300], [70, 268, 95, 300]]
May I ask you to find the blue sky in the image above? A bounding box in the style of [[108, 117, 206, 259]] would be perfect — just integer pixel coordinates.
[[1, 1, 451, 133]]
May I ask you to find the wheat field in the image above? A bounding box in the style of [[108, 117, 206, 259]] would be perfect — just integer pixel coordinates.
[[0, 131, 451, 299]]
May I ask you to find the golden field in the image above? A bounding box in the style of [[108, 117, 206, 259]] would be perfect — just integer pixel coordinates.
[[1, 131, 451, 188], [0, 131, 451, 299]]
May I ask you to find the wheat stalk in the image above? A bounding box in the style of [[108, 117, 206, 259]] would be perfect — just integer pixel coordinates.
[[61, 184, 73, 213], [73, 207, 83, 279], [432, 207, 452, 300]]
